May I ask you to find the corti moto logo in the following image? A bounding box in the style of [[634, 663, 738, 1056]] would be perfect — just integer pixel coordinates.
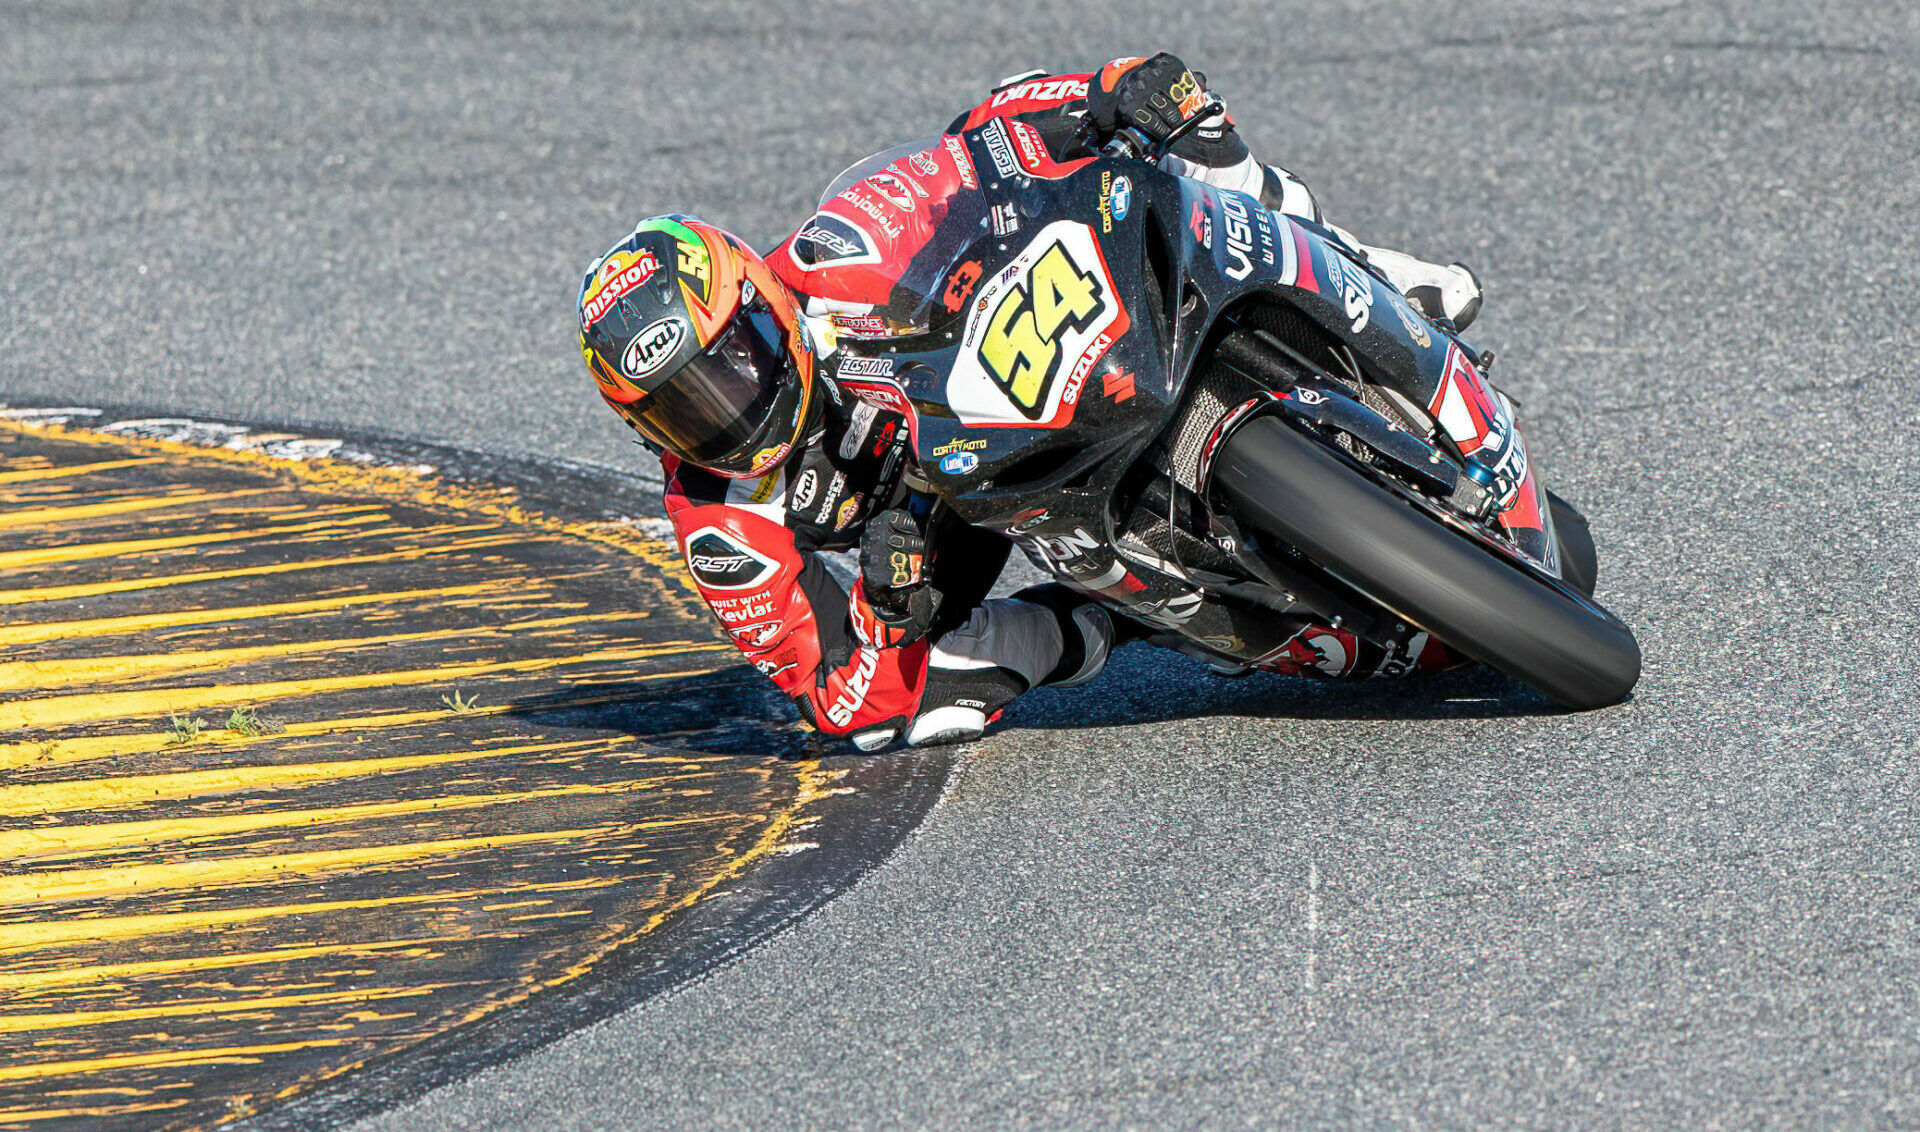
[[621, 317, 687, 380], [684, 527, 779, 590]]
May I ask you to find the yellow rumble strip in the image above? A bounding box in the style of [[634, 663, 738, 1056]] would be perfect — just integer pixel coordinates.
[[0, 411, 842, 1132]]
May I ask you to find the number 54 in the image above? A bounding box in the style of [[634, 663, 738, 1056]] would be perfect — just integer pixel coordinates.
[[977, 243, 1107, 416]]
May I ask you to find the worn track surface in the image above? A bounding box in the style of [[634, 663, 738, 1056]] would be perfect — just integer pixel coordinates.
[[6, 1, 1919, 1128], [0, 412, 948, 1131]]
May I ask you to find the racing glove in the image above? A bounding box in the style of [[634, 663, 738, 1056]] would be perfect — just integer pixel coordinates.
[[1086, 53, 1248, 169], [853, 507, 941, 648]]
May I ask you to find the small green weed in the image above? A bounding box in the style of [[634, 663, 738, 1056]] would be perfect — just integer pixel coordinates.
[[225, 705, 280, 737], [441, 689, 480, 714], [166, 714, 206, 745]]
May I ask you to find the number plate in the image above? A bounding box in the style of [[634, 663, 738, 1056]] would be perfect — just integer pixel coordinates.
[[949, 221, 1130, 428]]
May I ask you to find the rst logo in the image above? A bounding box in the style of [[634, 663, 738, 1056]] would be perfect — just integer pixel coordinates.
[[788, 213, 879, 270], [947, 222, 1130, 429], [683, 526, 779, 590]]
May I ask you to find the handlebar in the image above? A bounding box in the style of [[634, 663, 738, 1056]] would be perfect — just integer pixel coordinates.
[[1097, 97, 1227, 163]]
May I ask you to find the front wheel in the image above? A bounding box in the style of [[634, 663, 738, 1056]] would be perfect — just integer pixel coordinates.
[[1214, 417, 1641, 709]]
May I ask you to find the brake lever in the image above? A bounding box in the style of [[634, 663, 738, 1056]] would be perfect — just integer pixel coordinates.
[[1149, 96, 1227, 160]]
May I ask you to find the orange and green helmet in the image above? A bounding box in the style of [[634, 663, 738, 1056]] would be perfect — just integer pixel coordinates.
[[578, 215, 817, 478]]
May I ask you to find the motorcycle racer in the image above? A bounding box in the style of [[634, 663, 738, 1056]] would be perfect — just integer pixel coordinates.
[[578, 54, 1471, 750]]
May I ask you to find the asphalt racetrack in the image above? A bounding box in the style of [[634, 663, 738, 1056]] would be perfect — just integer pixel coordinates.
[[6, 1, 1919, 1128]]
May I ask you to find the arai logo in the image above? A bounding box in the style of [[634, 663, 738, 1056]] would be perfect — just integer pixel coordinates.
[[939, 450, 980, 475], [621, 317, 687, 380], [1110, 176, 1131, 221]]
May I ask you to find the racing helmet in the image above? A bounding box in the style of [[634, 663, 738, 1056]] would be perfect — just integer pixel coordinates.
[[578, 215, 817, 478]]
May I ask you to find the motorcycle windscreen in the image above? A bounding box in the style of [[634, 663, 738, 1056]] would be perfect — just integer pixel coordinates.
[[814, 136, 993, 337]]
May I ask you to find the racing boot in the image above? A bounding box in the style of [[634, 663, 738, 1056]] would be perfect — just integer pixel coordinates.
[[1360, 247, 1483, 332]]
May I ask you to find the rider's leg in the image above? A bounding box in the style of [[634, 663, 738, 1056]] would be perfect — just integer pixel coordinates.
[[1266, 166, 1483, 331], [903, 585, 1119, 747], [1259, 164, 1485, 332], [1168, 124, 1485, 331]]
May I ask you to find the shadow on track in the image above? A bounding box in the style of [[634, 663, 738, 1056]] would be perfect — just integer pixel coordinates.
[[1006, 644, 1590, 735]]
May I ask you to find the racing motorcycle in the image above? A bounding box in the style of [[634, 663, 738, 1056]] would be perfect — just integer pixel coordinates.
[[826, 108, 1640, 709]]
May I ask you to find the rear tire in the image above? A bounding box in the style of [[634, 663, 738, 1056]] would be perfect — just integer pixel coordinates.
[[1215, 417, 1640, 709]]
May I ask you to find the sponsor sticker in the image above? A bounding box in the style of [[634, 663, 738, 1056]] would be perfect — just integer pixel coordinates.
[[982, 118, 1020, 179], [1004, 508, 1049, 535], [791, 468, 819, 511], [943, 260, 983, 312], [939, 451, 980, 475], [832, 313, 894, 337], [581, 249, 662, 326], [1391, 293, 1432, 348], [839, 401, 879, 459], [1331, 254, 1375, 334], [944, 134, 978, 190], [990, 201, 1020, 237], [835, 495, 862, 531], [839, 377, 919, 447], [1110, 176, 1131, 221], [838, 355, 896, 378], [989, 76, 1089, 107], [1220, 191, 1259, 282], [790, 213, 879, 269], [866, 171, 915, 211], [931, 436, 986, 456], [620, 317, 687, 380], [1008, 119, 1048, 172], [684, 527, 779, 591]]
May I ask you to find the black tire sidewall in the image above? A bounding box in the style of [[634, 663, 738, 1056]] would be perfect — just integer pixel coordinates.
[[1215, 417, 1640, 709]]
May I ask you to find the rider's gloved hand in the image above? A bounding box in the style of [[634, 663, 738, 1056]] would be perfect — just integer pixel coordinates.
[[1087, 53, 1212, 147], [1085, 53, 1248, 171], [853, 508, 941, 648]]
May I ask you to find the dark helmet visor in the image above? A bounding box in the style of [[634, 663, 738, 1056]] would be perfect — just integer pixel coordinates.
[[623, 297, 796, 472]]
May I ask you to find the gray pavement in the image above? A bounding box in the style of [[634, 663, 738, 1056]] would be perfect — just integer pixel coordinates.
[[7, 0, 1920, 1127]]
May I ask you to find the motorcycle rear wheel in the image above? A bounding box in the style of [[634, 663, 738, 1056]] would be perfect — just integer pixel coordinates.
[[1214, 417, 1641, 710]]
